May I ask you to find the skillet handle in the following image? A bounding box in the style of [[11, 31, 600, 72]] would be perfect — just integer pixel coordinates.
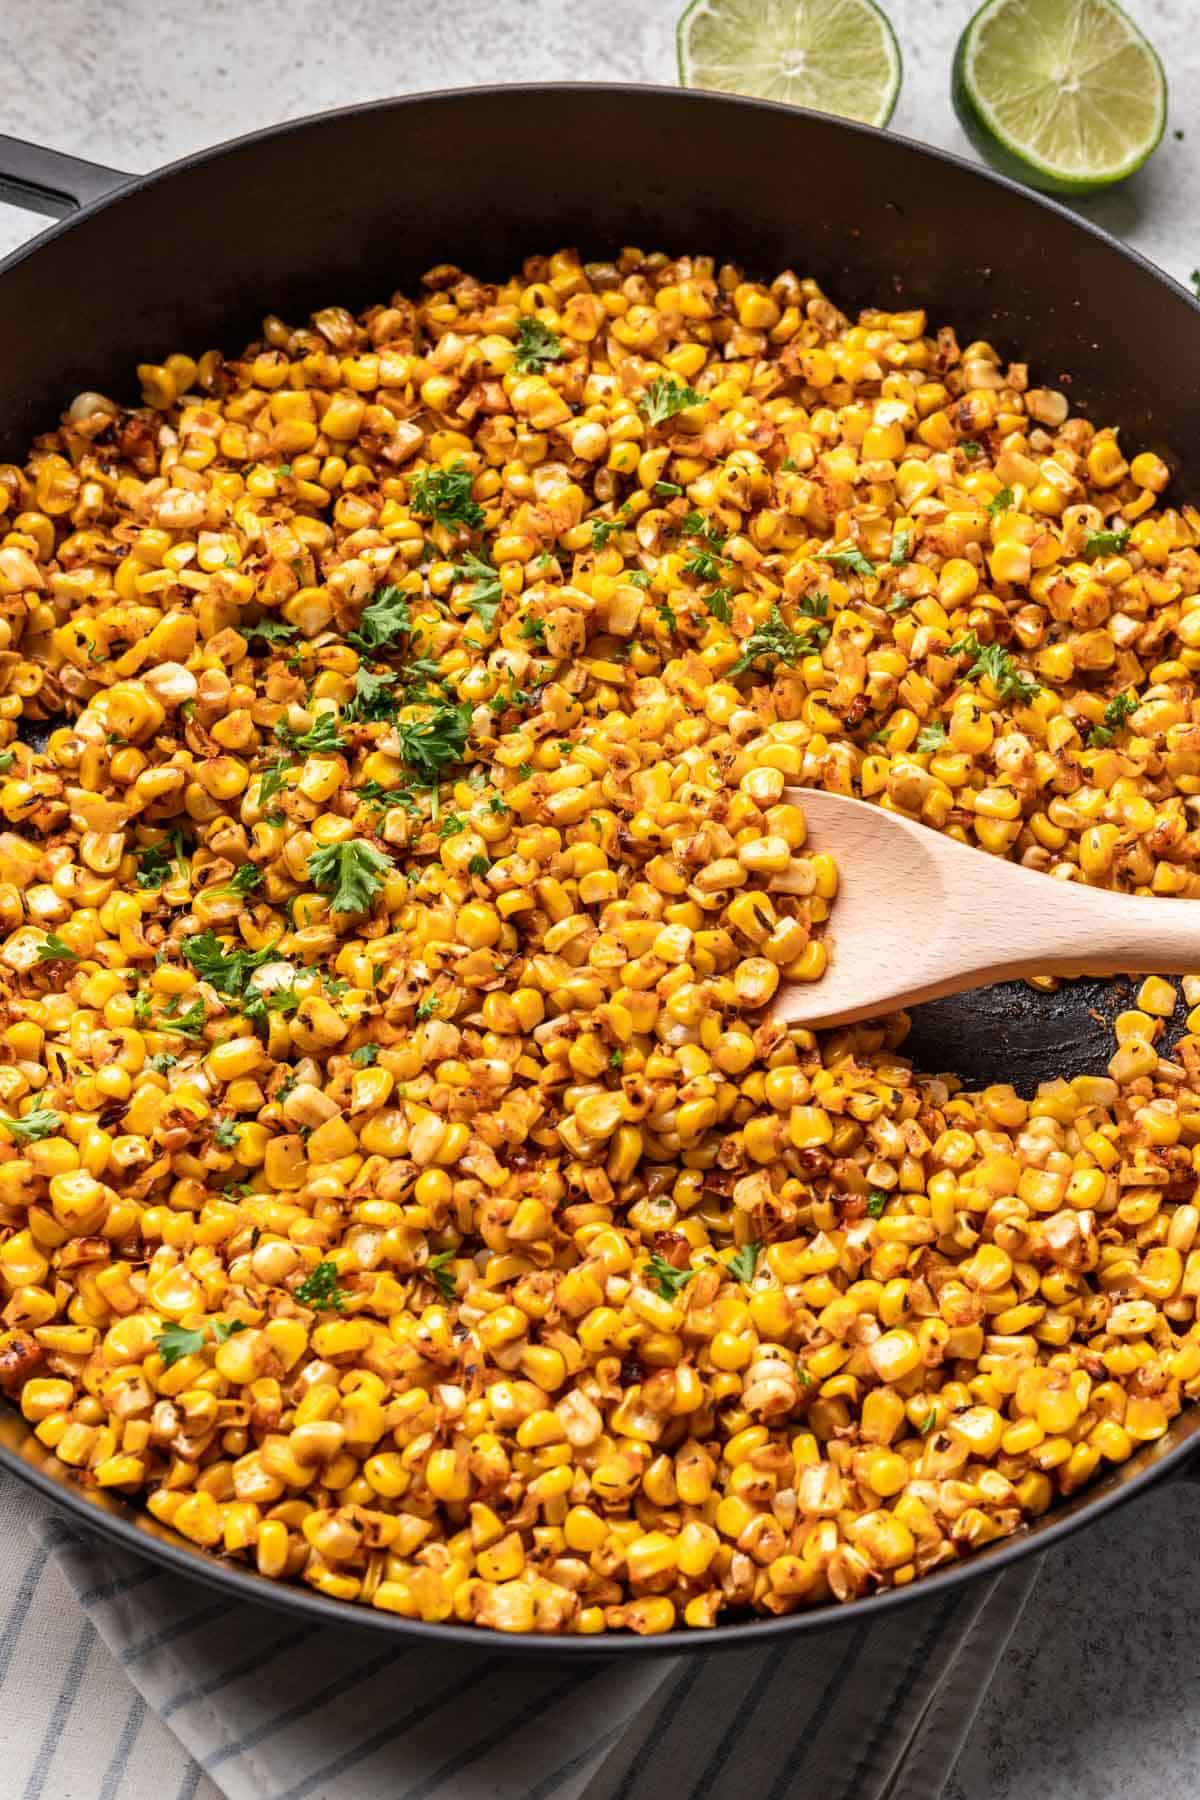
[[0, 132, 130, 218]]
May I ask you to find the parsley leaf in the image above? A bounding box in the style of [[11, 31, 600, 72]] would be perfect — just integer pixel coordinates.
[[294, 1260, 347, 1312], [1087, 689, 1139, 748], [0, 1106, 60, 1142], [866, 1188, 889, 1218], [639, 377, 703, 427], [36, 933, 79, 964], [350, 1044, 379, 1066], [307, 840, 394, 914], [960, 440, 982, 459], [160, 1000, 207, 1037], [468, 854, 490, 876], [819, 543, 876, 579], [916, 721, 946, 753], [683, 548, 723, 582], [346, 666, 399, 723], [257, 760, 291, 809], [644, 1253, 696, 1301], [408, 463, 484, 531], [512, 316, 563, 372], [727, 1242, 761, 1283], [415, 994, 440, 1022], [987, 486, 1015, 518], [654, 480, 682, 497], [438, 813, 466, 838], [182, 930, 275, 997], [226, 863, 262, 898], [153, 1323, 206, 1367], [730, 605, 811, 676], [395, 701, 472, 786], [213, 1117, 241, 1150], [948, 632, 1039, 704], [890, 528, 912, 565], [147, 1052, 178, 1074], [1083, 526, 1132, 558], [274, 713, 347, 755], [705, 588, 732, 624], [243, 617, 298, 645], [347, 585, 412, 655], [426, 1248, 457, 1303], [136, 842, 177, 888], [454, 552, 503, 631]]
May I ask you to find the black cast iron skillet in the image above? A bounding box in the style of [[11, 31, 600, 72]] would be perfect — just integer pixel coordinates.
[[1, 84, 1199, 1654]]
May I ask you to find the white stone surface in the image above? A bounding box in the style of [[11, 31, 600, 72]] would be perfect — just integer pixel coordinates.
[[1, 4, 1199, 1798]]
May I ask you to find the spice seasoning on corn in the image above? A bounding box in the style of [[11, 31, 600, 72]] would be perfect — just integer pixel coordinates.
[[0, 247, 1198, 1636]]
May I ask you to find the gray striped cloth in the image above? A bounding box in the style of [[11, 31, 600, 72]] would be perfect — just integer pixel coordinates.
[[0, 1469, 1037, 1799]]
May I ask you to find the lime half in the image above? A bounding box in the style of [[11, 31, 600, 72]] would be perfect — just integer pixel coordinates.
[[953, 0, 1167, 194], [677, 0, 902, 129]]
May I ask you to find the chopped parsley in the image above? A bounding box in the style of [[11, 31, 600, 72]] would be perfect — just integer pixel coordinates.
[[890, 527, 912, 565], [147, 1052, 178, 1074], [644, 1253, 696, 1301], [257, 760, 291, 809], [656, 599, 678, 634], [295, 1260, 347, 1312], [639, 377, 703, 427], [226, 863, 263, 898], [415, 994, 440, 1022], [609, 1047, 624, 1070], [918, 1411, 940, 1435], [346, 666, 399, 723], [1087, 689, 1139, 748], [154, 1319, 245, 1368], [730, 605, 811, 677], [654, 480, 682, 497], [0, 1106, 60, 1142], [727, 1241, 761, 1283], [1083, 526, 1132, 558], [274, 713, 347, 755], [160, 1000, 207, 1037], [307, 840, 394, 914], [512, 316, 563, 372], [213, 1117, 241, 1150], [350, 1044, 379, 1066], [36, 933, 80, 964], [866, 1188, 889, 1219], [408, 462, 484, 531], [960, 440, 982, 459], [347, 585, 412, 655], [915, 721, 946, 754], [467, 854, 491, 876], [395, 701, 472, 787], [438, 814, 466, 838], [243, 617, 298, 646], [519, 615, 547, 647], [948, 632, 1039, 704], [987, 486, 1015, 518], [454, 552, 503, 631], [182, 930, 275, 997], [426, 1248, 458, 1302], [819, 543, 876, 579]]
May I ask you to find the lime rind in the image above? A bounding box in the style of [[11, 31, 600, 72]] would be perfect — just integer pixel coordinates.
[[677, 0, 903, 130], [952, 0, 1167, 194]]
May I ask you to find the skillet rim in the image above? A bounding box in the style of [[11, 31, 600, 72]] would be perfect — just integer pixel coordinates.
[[0, 80, 1197, 1652]]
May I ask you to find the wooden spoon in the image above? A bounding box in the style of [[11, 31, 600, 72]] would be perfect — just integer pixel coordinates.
[[774, 788, 1200, 1029]]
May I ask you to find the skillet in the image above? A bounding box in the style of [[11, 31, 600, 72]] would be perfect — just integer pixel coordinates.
[[0, 83, 1198, 1652]]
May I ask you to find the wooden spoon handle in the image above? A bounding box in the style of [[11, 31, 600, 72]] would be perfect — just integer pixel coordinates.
[[997, 879, 1200, 980]]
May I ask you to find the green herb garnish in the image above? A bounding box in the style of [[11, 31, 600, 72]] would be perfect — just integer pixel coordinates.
[[350, 1044, 379, 1066], [866, 1188, 889, 1218], [915, 722, 946, 754], [295, 1260, 347, 1312], [454, 552, 503, 631], [307, 840, 394, 914], [1087, 690, 1139, 748], [730, 604, 810, 677], [408, 463, 484, 531], [727, 1242, 761, 1283], [274, 713, 347, 755], [640, 377, 703, 427], [512, 316, 563, 373], [819, 544, 876, 579], [36, 933, 79, 964], [0, 1106, 60, 1142], [644, 1253, 697, 1301], [948, 632, 1039, 704], [1083, 526, 1132, 558]]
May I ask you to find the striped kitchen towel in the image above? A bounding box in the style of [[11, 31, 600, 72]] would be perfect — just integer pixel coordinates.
[[0, 1469, 1037, 1800]]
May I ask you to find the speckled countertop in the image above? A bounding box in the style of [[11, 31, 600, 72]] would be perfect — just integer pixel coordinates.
[[2, 3, 1199, 1796]]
